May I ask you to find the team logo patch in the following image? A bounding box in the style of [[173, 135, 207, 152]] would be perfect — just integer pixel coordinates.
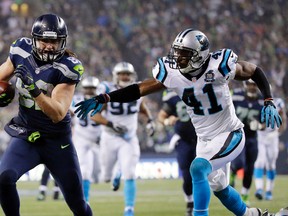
[[204, 70, 215, 82]]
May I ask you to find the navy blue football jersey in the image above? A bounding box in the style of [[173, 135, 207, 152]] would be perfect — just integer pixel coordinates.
[[232, 88, 263, 137], [162, 90, 197, 143], [5, 37, 84, 138]]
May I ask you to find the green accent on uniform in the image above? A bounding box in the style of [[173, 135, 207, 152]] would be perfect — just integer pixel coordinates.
[[0, 93, 7, 98], [28, 131, 41, 142], [73, 64, 84, 75], [12, 40, 17, 45]]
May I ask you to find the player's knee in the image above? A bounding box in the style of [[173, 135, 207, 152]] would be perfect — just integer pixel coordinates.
[[190, 158, 212, 181], [0, 170, 18, 185]]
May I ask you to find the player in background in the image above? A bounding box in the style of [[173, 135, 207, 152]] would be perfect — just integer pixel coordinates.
[[90, 62, 155, 216], [230, 80, 263, 206], [70, 76, 102, 203], [0, 14, 92, 216], [158, 89, 197, 216], [254, 97, 286, 201], [37, 166, 61, 201], [75, 28, 282, 216]]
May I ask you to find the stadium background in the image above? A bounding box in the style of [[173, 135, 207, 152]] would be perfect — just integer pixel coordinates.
[[0, 0, 288, 176]]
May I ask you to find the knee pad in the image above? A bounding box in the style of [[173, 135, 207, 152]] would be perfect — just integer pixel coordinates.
[[0, 170, 18, 185], [190, 158, 212, 181]]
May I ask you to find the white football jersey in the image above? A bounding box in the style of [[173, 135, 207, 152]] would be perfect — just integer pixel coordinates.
[[97, 81, 142, 139], [152, 49, 244, 139], [71, 94, 101, 143]]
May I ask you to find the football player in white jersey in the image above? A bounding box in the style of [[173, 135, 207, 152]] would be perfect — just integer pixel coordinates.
[[70, 76, 101, 203], [254, 97, 286, 201], [89, 62, 155, 216], [75, 29, 282, 216]]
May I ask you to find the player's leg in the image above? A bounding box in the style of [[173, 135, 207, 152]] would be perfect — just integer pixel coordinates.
[[0, 138, 41, 216], [111, 162, 122, 191], [52, 180, 61, 200], [99, 133, 118, 183], [73, 136, 91, 202], [192, 129, 245, 216], [43, 136, 92, 216], [37, 166, 51, 201], [254, 139, 266, 200], [241, 137, 258, 206], [176, 139, 196, 216], [264, 137, 279, 200], [230, 149, 245, 188], [119, 137, 140, 216]]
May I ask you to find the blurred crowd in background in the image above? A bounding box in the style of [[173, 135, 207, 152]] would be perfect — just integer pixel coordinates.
[[0, 0, 288, 156]]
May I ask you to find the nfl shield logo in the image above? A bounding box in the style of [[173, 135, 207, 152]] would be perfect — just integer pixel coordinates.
[[204, 70, 215, 82], [192, 77, 197, 82]]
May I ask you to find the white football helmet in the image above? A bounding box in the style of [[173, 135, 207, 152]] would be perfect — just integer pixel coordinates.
[[168, 28, 210, 74], [81, 76, 99, 88], [112, 62, 137, 87], [81, 76, 99, 97]]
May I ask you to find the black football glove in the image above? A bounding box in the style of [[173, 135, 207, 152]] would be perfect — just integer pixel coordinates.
[[14, 64, 41, 97]]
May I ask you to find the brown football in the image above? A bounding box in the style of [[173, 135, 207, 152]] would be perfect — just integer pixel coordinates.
[[0, 81, 15, 107]]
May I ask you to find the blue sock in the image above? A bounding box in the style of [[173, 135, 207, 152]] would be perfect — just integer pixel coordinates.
[[83, 179, 90, 202], [124, 179, 136, 207], [214, 185, 246, 216], [190, 158, 212, 216], [266, 170, 276, 180], [254, 168, 264, 178]]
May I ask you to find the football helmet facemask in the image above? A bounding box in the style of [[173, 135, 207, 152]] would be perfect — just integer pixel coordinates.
[[112, 62, 137, 87], [31, 14, 67, 62], [168, 28, 210, 74]]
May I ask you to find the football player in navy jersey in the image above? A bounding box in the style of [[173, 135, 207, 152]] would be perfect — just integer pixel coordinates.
[[158, 89, 197, 216], [230, 80, 263, 206], [75, 28, 281, 216], [0, 14, 92, 216]]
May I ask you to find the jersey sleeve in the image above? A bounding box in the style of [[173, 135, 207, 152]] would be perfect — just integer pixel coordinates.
[[55, 56, 84, 85], [152, 57, 169, 84], [213, 48, 238, 80], [9, 37, 33, 67]]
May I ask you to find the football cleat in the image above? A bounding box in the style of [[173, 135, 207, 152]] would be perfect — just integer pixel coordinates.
[[37, 190, 46, 201], [265, 191, 273, 201], [242, 194, 251, 207], [255, 189, 263, 200], [186, 202, 194, 216], [112, 172, 121, 191], [124, 208, 134, 216]]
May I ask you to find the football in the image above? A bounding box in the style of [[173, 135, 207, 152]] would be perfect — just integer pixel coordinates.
[[0, 81, 15, 107]]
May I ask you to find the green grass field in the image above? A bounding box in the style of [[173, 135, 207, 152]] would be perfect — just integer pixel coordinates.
[[2, 176, 288, 216]]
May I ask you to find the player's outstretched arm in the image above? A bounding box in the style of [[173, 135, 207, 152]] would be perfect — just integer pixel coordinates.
[[75, 78, 165, 119], [235, 61, 282, 129]]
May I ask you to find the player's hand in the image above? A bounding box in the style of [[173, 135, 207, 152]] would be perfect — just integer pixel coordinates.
[[14, 64, 41, 97], [261, 99, 282, 129], [146, 119, 155, 137], [75, 93, 110, 119], [107, 121, 128, 135]]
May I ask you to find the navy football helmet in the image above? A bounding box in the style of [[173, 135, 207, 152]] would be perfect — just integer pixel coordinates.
[[31, 14, 67, 62], [168, 28, 210, 74]]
